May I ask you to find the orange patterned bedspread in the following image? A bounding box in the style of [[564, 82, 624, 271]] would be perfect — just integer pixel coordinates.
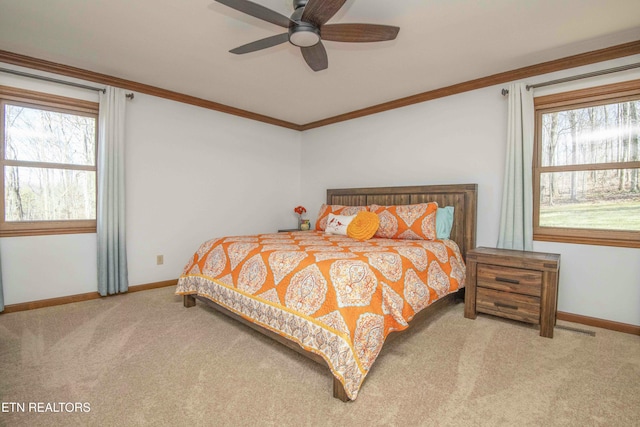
[[176, 231, 466, 400]]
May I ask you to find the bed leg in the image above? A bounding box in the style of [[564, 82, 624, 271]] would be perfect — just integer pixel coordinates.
[[333, 377, 350, 402], [183, 295, 196, 308]]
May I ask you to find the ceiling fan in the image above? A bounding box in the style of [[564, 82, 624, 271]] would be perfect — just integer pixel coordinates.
[[215, 0, 400, 71]]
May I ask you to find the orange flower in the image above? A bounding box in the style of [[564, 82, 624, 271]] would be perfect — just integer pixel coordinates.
[[294, 206, 306, 216]]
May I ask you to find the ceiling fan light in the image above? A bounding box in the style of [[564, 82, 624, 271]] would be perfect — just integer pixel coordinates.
[[289, 25, 320, 47]]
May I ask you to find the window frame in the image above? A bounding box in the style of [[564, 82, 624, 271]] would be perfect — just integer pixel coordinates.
[[0, 85, 99, 237], [533, 79, 640, 248]]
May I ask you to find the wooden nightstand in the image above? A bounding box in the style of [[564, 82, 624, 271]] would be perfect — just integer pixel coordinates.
[[464, 247, 561, 338]]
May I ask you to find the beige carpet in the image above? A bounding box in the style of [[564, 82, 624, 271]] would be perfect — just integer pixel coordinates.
[[0, 286, 638, 427]]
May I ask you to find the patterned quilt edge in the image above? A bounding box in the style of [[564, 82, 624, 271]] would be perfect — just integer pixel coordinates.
[[176, 275, 367, 400]]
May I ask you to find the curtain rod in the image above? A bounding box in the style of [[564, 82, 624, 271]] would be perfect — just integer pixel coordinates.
[[0, 67, 134, 99], [501, 62, 640, 96]]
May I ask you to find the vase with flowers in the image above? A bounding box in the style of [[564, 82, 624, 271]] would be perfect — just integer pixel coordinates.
[[294, 205, 309, 230]]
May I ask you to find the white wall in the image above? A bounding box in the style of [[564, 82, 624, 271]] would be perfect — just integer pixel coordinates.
[[2, 233, 99, 302], [300, 56, 640, 327], [0, 64, 301, 304], [300, 85, 506, 247], [125, 93, 301, 285]]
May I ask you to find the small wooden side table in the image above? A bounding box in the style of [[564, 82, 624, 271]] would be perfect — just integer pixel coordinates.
[[464, 247, 561, 338]]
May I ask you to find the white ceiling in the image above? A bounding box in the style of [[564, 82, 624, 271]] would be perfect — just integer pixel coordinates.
[[1, 0, 639, 125]]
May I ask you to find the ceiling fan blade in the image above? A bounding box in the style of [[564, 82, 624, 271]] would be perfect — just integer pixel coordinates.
[[321, 24, 400, 43], [215, 0, 293, 28], [301, 42, 328, 72], [301, 0, 347, 27], [229, 33, 289, 54]]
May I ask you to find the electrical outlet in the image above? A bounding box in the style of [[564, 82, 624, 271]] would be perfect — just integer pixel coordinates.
[[156, 255, 164, 265]]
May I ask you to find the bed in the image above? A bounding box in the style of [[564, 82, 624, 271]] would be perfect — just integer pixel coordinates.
[[176, 184, 477, 401]]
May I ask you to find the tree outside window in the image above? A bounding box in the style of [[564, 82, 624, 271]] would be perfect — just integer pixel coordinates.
[[0, 86, 98, 236], [533, 79, 640, 248]]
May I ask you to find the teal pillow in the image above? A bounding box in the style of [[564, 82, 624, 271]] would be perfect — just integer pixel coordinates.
[[436, 206, 454, 239]]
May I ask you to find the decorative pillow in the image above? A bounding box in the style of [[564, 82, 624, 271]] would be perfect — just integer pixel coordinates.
[[325, 213, 356, 235], [369, 202, 438, 240], [436, 206, 455, 239], [315, 204, 367, 231], [347, 211, 380, 241]]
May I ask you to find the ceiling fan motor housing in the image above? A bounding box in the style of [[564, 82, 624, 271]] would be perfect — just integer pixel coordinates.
[[292, 0, 308, 10], [289, 0, 320, 47], [290, 0, 309, 22]]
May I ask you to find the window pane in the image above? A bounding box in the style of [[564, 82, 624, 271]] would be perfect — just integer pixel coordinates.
[[539, 169, 640, 231], [4, 104, 96, 166], [4, 166, 96, 221], [540, 100, 640, 167]]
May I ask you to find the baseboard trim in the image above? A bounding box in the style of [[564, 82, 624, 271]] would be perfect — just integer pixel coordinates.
[[127, 279, 178, 293], [1, 279, 178, 314], [557, 311, 640, 336], [2, 291, 102, 313]]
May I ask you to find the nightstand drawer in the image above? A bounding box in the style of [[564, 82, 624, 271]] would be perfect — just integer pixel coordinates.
[[477, 264, 542, 297], [476, 287, 540, 324]]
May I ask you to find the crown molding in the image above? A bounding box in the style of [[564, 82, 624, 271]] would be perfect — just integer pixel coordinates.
[[1, 40, 639, 131], [0, 50, 303, 131], [300, 40, 640, 130]]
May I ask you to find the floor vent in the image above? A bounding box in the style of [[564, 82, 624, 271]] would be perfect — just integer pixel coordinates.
[[556, 324, 596, 337]]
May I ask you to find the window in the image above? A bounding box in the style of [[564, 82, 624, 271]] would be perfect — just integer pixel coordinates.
[[533, 79, 640, 248], [0, 86, 99, 237]]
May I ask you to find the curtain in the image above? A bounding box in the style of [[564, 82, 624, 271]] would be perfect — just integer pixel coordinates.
[[97, 86, 129, 296], [497, 83, 534, 251]]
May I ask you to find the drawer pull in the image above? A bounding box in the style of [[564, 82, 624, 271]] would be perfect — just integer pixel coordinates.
[[495, 276, 520, 285], [494, 301, 518, 310]]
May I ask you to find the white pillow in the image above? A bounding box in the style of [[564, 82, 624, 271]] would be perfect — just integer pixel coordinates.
[[324, 213, 356, 235]]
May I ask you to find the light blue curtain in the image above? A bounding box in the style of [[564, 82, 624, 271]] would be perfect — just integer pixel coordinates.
[[497, 83, 534, 251], [97, 86, 129, 296]]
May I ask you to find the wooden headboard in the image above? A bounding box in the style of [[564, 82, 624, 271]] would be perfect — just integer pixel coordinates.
[[327, 184, 477, 259]]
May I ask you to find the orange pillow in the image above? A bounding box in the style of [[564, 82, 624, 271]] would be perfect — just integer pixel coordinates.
[[315, 204, 367, 231], [369, 203, 438, 240], [347, 211, 380, 241]]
